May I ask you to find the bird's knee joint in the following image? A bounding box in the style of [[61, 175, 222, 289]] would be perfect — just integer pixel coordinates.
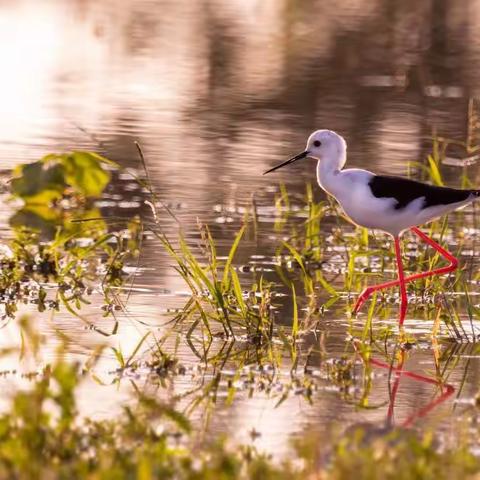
[[364, 287, 375, 296], [448, 258, 459, 270]]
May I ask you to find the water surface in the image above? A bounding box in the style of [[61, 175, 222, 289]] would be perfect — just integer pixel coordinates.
[[1, 0, 480, 455]]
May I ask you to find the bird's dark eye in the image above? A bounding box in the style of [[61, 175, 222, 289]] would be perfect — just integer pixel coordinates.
[[313, 140, 321, 147]]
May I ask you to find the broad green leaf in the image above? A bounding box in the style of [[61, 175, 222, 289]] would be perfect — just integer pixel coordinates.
[[11, 160, 66, 203], [9, 204, 61, 238], [61, 152, 111, 197], [68, 208, 108, 238]]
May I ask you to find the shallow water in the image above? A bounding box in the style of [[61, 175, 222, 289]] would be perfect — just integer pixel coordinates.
[[1, 0, 480, 455]]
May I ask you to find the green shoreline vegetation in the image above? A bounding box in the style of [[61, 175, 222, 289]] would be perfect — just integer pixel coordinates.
[[1, 343, 479, 479]]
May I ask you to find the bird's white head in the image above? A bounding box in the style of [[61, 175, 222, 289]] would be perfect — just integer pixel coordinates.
[[263, 129, 347, 175], [306, 130, 346, 161]]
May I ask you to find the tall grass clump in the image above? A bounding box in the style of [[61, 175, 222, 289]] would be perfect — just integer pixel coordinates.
[[154, 224, 275, 342], [273, 184, 339, 312]]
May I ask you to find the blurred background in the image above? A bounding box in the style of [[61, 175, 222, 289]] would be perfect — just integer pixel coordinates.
[[0, 0, 478, 198]]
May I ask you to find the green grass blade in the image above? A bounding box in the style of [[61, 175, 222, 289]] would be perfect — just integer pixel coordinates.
[[125, 331, 151, 367], [427, 154, 444, 186], [283, 241, 313, 294], [230, 266, 247, 317], [222, 225, 246, 290], [292, 283, 298, 339]]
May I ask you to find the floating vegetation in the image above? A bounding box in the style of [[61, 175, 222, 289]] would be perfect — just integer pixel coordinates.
[[11, 151, 114, 204], [0, 151, 141, 325]]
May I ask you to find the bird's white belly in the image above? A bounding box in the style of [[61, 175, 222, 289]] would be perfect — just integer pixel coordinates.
[[339, 198, 415, 234], [337, 191, 471, 236], [333, 183, 425, 236], [318, 167, 475, 236]]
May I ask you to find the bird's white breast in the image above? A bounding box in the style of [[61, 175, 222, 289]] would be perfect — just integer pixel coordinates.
[[317, 167, 441, 236]]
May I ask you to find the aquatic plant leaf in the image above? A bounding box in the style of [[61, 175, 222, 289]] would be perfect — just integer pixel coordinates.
[[282, 241, 314, 294], [160, 405, 191, 433], [362, 291, 377, 341], [9, 204, 62, 238], [315, 271, 338, 297], [230, 266, 247, 317], [68, 208, 108, 239], [112, 347, 125, 368], [11, 160, 66, 203], [61, 152, 111, 197]]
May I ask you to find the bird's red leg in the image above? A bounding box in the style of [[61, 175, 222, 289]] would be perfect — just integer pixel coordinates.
[[394, 237, 408, 326], [353, 227, 459, 315], [408, 227, 459, 279]]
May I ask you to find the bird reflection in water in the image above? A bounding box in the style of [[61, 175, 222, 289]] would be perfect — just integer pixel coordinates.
[[349, 340, 455, 439]]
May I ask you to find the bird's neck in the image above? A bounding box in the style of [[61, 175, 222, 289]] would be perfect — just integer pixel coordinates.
[[316, 152, 346, 196]]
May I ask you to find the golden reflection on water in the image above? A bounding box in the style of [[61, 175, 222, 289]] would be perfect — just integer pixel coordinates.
[[0, 4, 61, 143]]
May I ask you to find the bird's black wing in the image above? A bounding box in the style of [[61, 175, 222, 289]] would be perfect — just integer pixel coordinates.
[[368, 175, 478, 210]]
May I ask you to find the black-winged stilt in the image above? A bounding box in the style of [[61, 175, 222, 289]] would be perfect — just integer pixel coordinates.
[[264, 130, 479, 327]]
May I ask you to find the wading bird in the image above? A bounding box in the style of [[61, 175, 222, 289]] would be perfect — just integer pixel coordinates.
[[264, 130, 479, 327]]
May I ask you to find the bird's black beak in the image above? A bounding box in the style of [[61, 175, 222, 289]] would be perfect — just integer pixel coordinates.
[[263, 151, 309, 175]]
